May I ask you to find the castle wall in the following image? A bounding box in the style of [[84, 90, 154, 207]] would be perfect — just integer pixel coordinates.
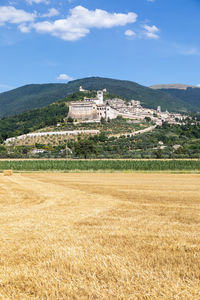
[[106, 106, 120, 119], [68, 102, 99, 121]]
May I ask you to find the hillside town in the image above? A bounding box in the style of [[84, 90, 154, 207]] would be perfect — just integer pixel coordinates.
[[4, 87, 189, 146], [68, 87, 187, 125]]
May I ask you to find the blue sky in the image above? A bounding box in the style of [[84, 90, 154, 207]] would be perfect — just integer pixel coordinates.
[[0, 0, 200, 92]]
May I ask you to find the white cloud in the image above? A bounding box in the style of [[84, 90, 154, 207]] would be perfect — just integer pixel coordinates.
[[196, 84, 200, 87], [125, 29, 136, 37], [18, 23, 31, 32], [26, 0, 50, 4], [57, 74, 74, 81], [31, 6, 137, 41], [143, 24, 159, 39], [0, 6, 35, 26], [41, 8, 59, 18], [147, 0, 155, 2]]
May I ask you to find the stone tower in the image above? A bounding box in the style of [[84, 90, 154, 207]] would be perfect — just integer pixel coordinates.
[[97, 91, 104, 105], [79, 86, 85, 92], [157, 106, 161, 113]]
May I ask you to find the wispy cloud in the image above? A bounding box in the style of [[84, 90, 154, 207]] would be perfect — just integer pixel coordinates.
[[175, 44, 200, 56], [26, 0, 50, 5], [124, 29, 136, 38], [179, 47, 200, 56], [41, 8, 59, 18], [143, 24, 160, 39], [57, 74, 74, 81]]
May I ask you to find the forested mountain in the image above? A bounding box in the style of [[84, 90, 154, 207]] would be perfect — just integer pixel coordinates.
[[155, 87, 200, 110], [0, 84, 73, 118], [69, 78, 195, 112], [0, 77, 197, 118], [150, 84, 195, 90]]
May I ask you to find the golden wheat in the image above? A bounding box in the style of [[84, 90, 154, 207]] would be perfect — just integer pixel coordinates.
[[0, 173, 199, 299]]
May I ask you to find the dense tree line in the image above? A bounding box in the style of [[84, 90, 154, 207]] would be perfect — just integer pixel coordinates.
[[0, 121, 199, 158], [0, 103, 69, 142], [68, 122, 200, 159]]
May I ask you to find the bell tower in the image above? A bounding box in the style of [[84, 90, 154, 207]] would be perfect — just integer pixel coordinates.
[[97, 91, 104, 104]]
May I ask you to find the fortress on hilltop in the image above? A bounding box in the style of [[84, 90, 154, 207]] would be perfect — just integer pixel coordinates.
[[68, 86, 187, 124], [68, 89, 119, 121]]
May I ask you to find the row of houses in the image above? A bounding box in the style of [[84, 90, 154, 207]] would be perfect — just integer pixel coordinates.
[[68, 87, 187, 124]]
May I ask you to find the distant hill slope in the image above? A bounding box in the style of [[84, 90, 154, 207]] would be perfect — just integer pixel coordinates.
[[156, 87, 200, 110], [0, 84, 74, 118], [150, 84, 195, 90], [0, 91, 101, 141], [0, 77, 197, 118], [67, 78, 195, 113]]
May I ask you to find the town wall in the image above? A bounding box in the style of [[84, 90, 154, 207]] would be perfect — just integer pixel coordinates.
[[68, 102, 98, 121]]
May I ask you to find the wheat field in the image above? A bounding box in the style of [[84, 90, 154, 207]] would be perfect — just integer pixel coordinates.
[[0, 172, 200, 299]]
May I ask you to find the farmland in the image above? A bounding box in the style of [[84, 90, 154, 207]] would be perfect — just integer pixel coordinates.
[[0, 159, 199, 172], [0, 172, 200, 299]]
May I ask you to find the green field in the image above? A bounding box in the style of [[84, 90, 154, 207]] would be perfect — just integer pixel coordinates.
[[0, 159, 199, 172]]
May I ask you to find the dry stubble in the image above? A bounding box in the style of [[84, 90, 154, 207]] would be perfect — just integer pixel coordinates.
[[0, 173, 199, 299]]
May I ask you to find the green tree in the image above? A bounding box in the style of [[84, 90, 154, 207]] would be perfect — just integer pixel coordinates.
[[74, 139, 98, 158], [67, 117, 74, 123], [154, 149, 163, 159], [100, 117, 106, 124], [145, 117, 151, 122]]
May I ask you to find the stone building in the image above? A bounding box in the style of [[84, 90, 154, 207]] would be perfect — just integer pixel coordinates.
[[68, 90, 119, 121], [79, 86, 87, 92], [68, 89, 187, 124], [84, 90, 104, 105], [68, 101, 99, 121]]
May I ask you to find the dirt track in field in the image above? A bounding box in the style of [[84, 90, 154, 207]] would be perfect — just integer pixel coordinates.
[[0, 173, 200, 299]]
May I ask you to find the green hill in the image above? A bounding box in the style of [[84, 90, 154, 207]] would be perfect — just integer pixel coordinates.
[[0, 84, 73, 118], [150, 84, 195, 90], [0, 77, 197, 118], [156, 87, 200, 110], [0, 91, 102, 141], [70, 77, 196, 112], [0, 100, 69, 142]]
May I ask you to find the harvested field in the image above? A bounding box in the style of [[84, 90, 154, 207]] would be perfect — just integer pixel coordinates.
[[0, 173, 200, 299]]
